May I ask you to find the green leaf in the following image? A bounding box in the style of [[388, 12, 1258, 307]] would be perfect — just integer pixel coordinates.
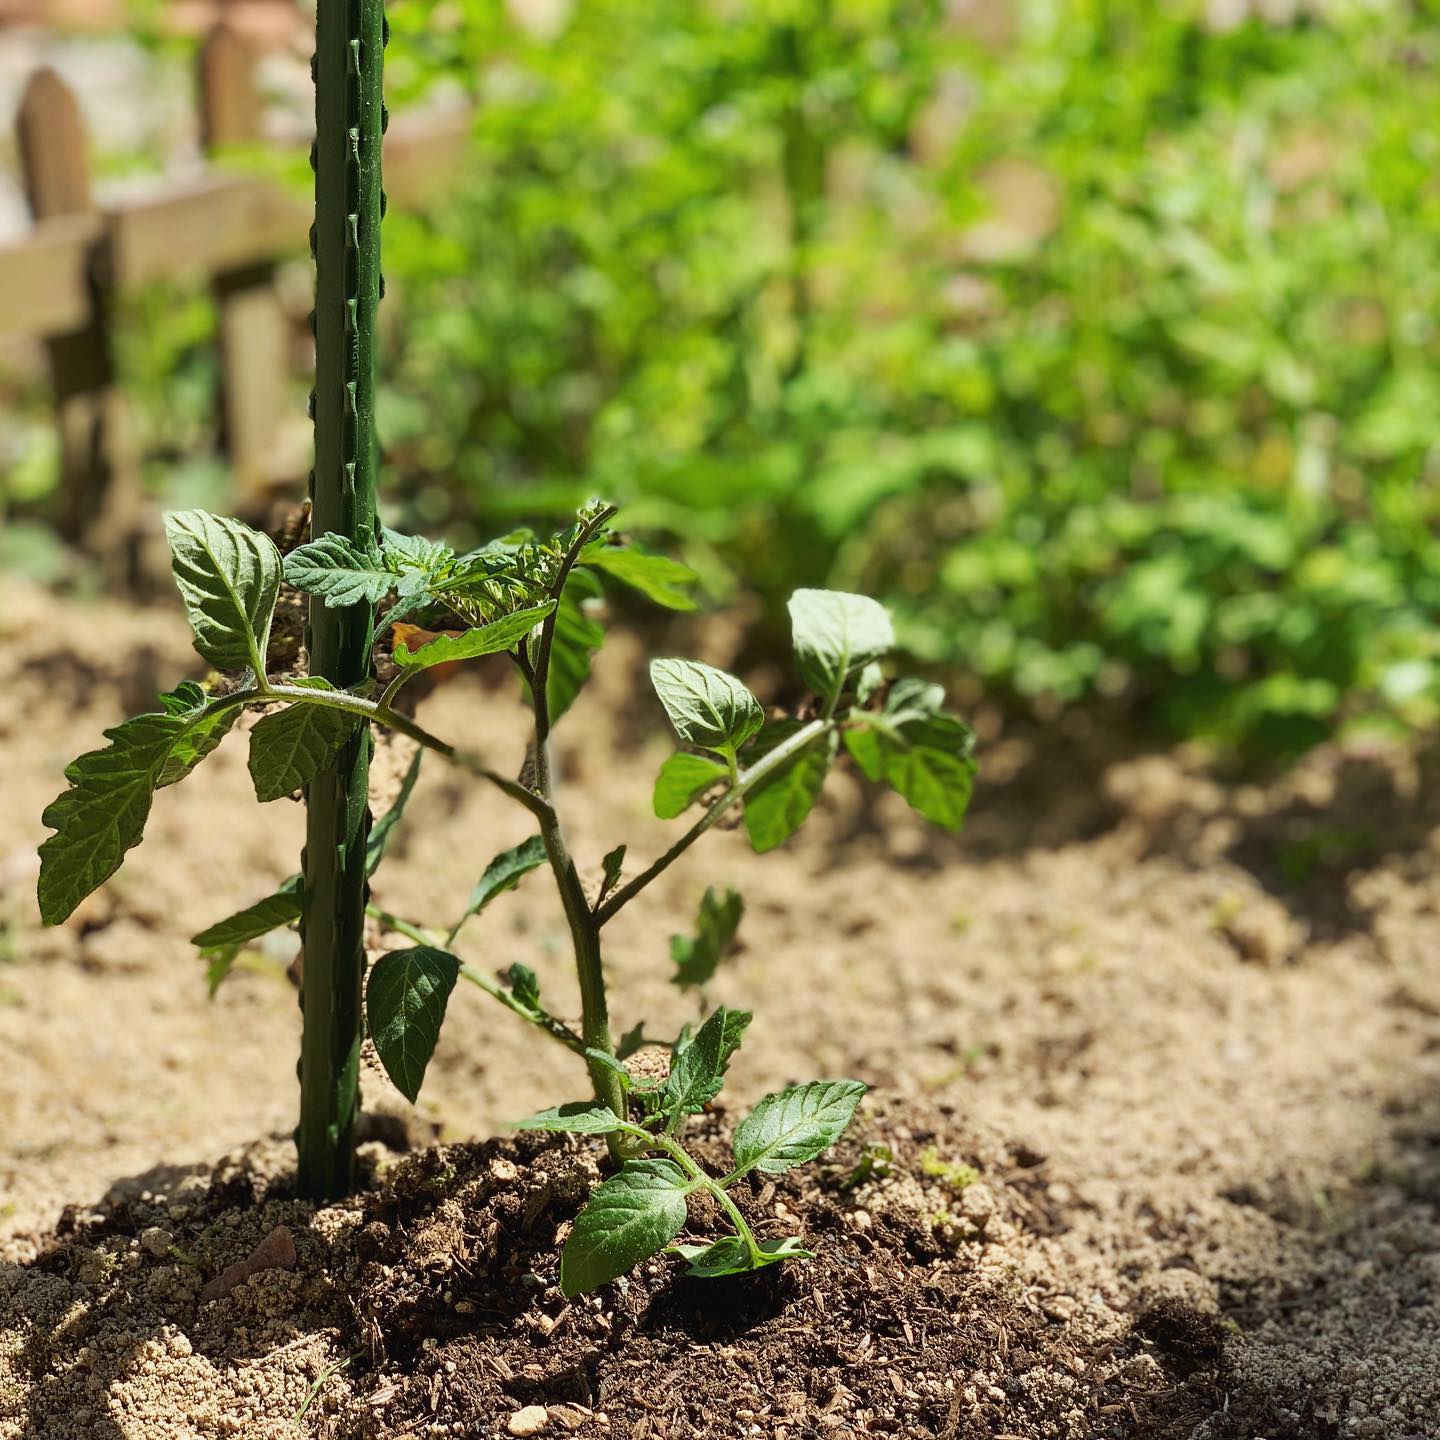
[[283, 533, 392, 608], [392, 601, 555, 670], [203, 947, 242, 998], [741, 724, 836, 853], [731, 1080, 867, 1177], [788, 589, 894, 703], [506, 962, 542, 1013], [38, 684, 239, 925], [366, 748, 423, 876], [672, 1235, 813, 1278], [653, 752, 728, 820], [662, 1005, 751, 1118], [165, 510, 282, 673], [548, 569, 605, 724], [584, 1048, 634, 1088], [247, 679, 360, 802], [579, 542, 699, 611], [561, 1159, 692, 1297], [454, 835, 548, 934], [670, 887, 744, 990], [191, 875, 303, 951], [381, 528, 454, 597], [650, 659, 763, 754], [510, 1101, 627, 1136], [600, 844, 626, 901], [155, 681, 241, 787], [365, 946, 461, 1103], [844, 698, 977, 831]]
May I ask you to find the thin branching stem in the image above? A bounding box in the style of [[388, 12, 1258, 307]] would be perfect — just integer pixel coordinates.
[[593, 717, 831, 926], [366, 904, 586, 1055], [519, 504, 626, 1127]]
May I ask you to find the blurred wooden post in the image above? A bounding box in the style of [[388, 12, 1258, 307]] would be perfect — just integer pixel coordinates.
[[200, 22, 289, 503], [17, 68, 135, 554]]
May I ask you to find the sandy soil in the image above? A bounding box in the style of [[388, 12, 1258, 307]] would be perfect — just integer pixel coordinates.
[[2, 578, 1439, 1438]]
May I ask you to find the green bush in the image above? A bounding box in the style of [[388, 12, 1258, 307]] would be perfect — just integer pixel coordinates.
[[375, 0, 1440, 757]]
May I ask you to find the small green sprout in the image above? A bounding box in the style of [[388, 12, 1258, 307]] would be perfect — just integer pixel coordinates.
[[919, 1148, 980, 1192]]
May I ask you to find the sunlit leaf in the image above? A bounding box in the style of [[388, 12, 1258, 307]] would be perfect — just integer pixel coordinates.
[[38, 684, 240, 925], [731, 1080, 867, 1176], [247, 679, 360, 802], [165, 510, 281, 673], [366, 946, 461, 1103], [560, 1159, 691, 1297], [580, 542, 699, 610], [650, 659, 763, 754]]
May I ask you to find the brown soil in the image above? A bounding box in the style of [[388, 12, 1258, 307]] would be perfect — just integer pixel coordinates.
[[2, 579, 1440, 1439]]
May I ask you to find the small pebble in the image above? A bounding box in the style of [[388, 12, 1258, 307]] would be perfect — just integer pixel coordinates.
[[508, 1405, 549, 1436], [140, 1228, 173, 1258]]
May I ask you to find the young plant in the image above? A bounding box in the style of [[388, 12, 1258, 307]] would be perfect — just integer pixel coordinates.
[[37, 499, 976, 1291]]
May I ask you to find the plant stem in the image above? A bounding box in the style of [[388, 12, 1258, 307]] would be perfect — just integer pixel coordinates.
[[646, 1132, 763, 1265], [265, 682, 550, 821], [365, 903, 586, 1055], [706, 1178, 765, 1266], [540, 814, 625, 1122], [593, 718, 831, 926], [524, 505, 625, 1126], [297, 0, 386, 1201], [528, 503, 616, 763], [365, 903, 435, 948]]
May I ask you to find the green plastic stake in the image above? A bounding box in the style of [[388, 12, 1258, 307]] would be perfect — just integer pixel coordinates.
[[297, 0, 387, 1200]]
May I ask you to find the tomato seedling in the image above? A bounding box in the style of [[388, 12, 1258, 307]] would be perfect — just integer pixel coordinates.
[[38, 499, 976, 1292]]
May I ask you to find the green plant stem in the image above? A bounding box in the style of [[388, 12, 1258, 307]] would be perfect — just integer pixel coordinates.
[[646, 1132, 763, 1265], [528, 503, 617, 763], [540, 817, 624, 1121], [365, 903, 586, 1054], [377, 668, 413, 710], [293, 1353, 356, 1428], [525, 504, 626, 1127], [593, 717, 831, 926], [365, 904, 435, 947]]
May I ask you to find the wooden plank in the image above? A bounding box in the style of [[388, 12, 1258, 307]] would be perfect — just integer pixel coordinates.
[[0, 109, 472, 330], [200, 22, 294, 501], [18, 68, 93, 216], [109, 171, 308, 286], [0, 214, 103, 337], [199, 21, 263, 150], [383, 109, 472, 209], [16, 68, 138, 564]]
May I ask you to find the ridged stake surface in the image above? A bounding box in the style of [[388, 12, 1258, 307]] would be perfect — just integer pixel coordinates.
[[298, 0, 387, 1200]]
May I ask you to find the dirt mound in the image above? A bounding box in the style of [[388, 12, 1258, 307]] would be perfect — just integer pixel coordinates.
[[5, 580, 1440, 1437], [2, 1102, 1225, 1440]]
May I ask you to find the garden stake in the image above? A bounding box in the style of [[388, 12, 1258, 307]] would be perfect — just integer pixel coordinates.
[[298, 0, 387, 1200]]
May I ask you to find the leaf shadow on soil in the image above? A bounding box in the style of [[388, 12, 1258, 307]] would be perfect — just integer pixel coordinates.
[[823, 725, 1440, 952], [1177, 1069, 1440, 1440]]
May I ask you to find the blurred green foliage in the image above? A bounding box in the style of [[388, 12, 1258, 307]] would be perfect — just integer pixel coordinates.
[[373, 0, 1440, 758], [7, 1, 1438, 759]]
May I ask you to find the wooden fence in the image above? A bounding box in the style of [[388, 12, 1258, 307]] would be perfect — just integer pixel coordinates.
[[0, 24, 468, 565]]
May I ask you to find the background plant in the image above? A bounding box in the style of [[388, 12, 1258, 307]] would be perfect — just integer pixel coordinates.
[[9, 3, 1432, 759], [38, 498, 976, 1289], [371, 0, 1440, 760]]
